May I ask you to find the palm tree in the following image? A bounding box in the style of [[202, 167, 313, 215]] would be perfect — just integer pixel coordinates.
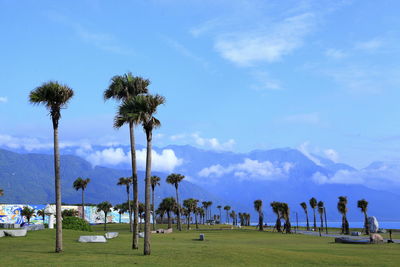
[[117, 94, 165, 255], [73, 177, 90, 220], [117, 177, 133, 231], [281, 203, 291, 233], [271, 201, 282, 232], [317, 201, 324, 230], [159, 197, 176, 229], [105, 73, 149, 250], [309, 197, 317, 231], [29, 81, 74, 253], [223, 206, 231, 223], [150, 176, 161, 231], [300, 202, 310, 231], [156, 207, 165, 225], [198, 207, 205, 224], [217, 205, 222, 224], [337, 196, 349, 234], [254, 200, 264, 231], [357, 199, 369, 235], [207, 201, 213, 221], [166, 173, 185, 231], [183, 198, 198, 230], [37, 209, 46, 222], [138, 202, 145, 231], [230, 210, 236, 225], [114, 204, 127, 224], [202, 201, 209, 221], [97, 201, 112, 231], [21, 206, 36, 224], [0, 188, 3, 196]]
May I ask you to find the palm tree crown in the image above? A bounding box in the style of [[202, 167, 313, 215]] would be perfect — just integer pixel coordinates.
[[357, 199, 368, 213], [104, 72, 149, 101], [73, 177, 90, 191], [166, 173, 185, 189], [151, 176, 161, 191]]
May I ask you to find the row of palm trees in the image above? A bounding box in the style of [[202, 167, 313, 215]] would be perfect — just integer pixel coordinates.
[[300, 197, 370, 235], [29, 73, 165, 255]]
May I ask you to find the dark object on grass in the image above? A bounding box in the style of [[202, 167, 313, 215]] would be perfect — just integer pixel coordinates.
[[335, 237, 370, 244], [199, 234, 205, 241]]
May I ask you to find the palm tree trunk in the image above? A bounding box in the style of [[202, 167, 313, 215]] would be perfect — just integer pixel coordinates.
[[305, 211, 310, 231], [187, 213, 190, 230], [175, 187, 182, 231], [144, 132, 152, 255], [152, 188, 156, 231], [53, 126, 63, 253], [364, 212, 369, 235], [226, 211, 229, 223], [195, 212, 198, 229], [104, 212, 107, 231], [129, 121, 139, 250], [127, 187, 132, 232], [81, 189, 85, 220], [313, 209, 317, 231], [259, 211, 263, 231], [119, 213, 122, 224], [167, 212, 171, 229]]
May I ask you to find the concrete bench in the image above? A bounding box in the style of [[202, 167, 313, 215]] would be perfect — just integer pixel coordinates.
[[3, 229, 27, 237], [78, 236, 107, 243], [104, 232, 119, 239]]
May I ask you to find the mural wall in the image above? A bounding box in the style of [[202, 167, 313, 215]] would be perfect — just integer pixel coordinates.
[[0, 204, 131, 224]]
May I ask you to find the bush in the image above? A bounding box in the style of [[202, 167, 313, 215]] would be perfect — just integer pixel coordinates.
[[62, 216, 91, 231]]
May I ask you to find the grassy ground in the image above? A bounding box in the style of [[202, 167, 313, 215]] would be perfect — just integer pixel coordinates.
[[1, 224, 399, 266]]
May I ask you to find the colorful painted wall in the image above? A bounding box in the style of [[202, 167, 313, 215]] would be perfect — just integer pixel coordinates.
[[0, 204, 131, 224]]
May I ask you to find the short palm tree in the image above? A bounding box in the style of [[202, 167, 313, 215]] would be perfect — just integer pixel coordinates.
[[156, 207, 166, 224], [21, 206, 36, 224], [223, 205, 231, 223], [217, 205, 222, 223], [309, 197, 317, 231], [105, 72, 149, 250], [300, 202, 310, 231], [150, 176, 161, 231], [166, 173, 185, 231], [96, 201, 112, 231], [337, 196, 349, 234], [73, 177, 90, 220], [138, 202, 145, 231], [29, 81, 74, 253], [271, 201, 282, 232], [357, 199, 369, 235], [117, 177, 133, 231], [159, 197, 176, 229], [281, 203, 291, 233], [183, 198, 198, 230], [114, 204, 127, 224], [317, 201, 324, 230], [37, 209, 46, 222], [254, 200, 264, 231]]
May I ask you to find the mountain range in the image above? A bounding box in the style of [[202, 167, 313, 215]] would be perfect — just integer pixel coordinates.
[[1, 144, 400, 222]]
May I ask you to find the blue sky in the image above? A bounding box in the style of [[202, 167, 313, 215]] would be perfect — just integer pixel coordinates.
[[1, 0, 400, 168]]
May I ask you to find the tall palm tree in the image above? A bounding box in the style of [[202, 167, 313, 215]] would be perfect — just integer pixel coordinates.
[[150, 176, 161, 231], [254, 200, 264, 231], [166, 173, 185, 231], [270, 201, 282, 232], [223, 206, 231, 223], [281, 203, 291, 233], [198, 207, 205, 224], [337, 196, 349, 234], [207, 201, 213, 221], [300, 202, 310, 231], [29, 81, 74, 253], [117, 94, 165, 255], [217, 205, 222, 223], [357, 199, 369, 235], [317, 201, 324, 230], [105, 72, 149, 250], [73, 177, 90, 220], [309, 197, 317, 231], [117, 177, 133, 231], [202, 201, 209, 221], [183, 198, 198, 230], [97, 201, 112, 231]]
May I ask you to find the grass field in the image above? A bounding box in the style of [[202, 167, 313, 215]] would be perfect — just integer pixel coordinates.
[[1, 224, 399, 266]]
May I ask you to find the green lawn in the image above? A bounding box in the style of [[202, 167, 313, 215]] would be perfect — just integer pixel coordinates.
[[1, 224, 399, 266]]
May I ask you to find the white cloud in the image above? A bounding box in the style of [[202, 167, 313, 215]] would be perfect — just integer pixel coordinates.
[[81, 147, 182, 172], [214, 13, 315, 66], [198, 158, 293, 181], [325, 48, 346, 59], [0, 97, 7, 103], [355, 38, 383, 52], [324, 149, 339, 163], [298, 142, 322, 166], [284, 113, 320, 125], [191, 133, 235, 151]]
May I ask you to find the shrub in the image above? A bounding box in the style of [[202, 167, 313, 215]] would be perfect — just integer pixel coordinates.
[[62, 209, 79, 218], [62, 216, 91, 231]]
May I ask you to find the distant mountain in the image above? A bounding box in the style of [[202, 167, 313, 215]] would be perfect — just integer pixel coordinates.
[[2, 144, 400, 222], [0, 149, 222, 207]]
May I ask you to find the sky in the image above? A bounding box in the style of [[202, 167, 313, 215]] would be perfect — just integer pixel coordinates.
[[1, 0, 400, 168]]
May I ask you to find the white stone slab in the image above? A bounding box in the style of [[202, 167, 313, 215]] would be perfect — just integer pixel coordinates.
[[78, 235, 107, 243], [105, 232, 119, 239], [4, 229, 27, 237]]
